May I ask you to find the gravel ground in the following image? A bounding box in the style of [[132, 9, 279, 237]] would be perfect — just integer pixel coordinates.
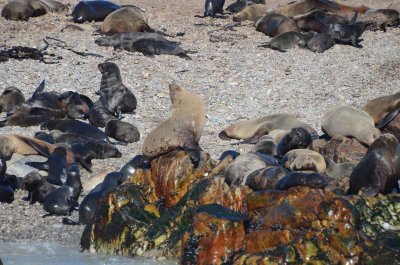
[[0, 0, 399, 248]]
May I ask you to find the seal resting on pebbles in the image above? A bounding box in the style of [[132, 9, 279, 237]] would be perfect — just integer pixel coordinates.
[[219, 114, 317, 144], [142, 84, 206, 159], [321, 105, 381, 146], [72, 0, 121, 23], [255, 13, 300, 37], [1, 0, 65, 21], [233, 4, 268, 22]]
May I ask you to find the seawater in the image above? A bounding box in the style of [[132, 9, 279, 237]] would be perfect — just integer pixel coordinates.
[[0, 241, 178, 265]]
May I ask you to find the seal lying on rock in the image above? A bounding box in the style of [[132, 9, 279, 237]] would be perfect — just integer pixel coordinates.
[[219, 114, 317, 144], [348, 134, 400, 196], [1, 0, 65, 21], [72, 0, 121, 23], [321, 105, 381, 146], [275, 172, 330, 190], [282, 149, 327, 173], [142, 84, 206, 159]]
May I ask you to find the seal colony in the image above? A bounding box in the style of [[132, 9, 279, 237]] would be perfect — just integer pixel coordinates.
[[1, 0, 400, 263]]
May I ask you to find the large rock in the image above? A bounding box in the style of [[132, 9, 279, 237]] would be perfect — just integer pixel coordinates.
[[310, 135, 368, 164]]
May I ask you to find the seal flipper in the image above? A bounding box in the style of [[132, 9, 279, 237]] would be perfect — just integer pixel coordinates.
[[19, 136, 51, 157], [377, 109, 400, 129], [25, 161, 49, 171], [32, 80, 46, 99], [62, 217, 80, 225], [232, 135, 262, 145], [181, 146, 201, 168]]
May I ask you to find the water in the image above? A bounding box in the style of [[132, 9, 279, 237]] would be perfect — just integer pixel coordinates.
[[0, 241, 178, 265]]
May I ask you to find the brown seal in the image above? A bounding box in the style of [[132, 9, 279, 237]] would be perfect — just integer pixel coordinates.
[[282, 149, 326, 173], [293, 10, 347, 33], [254, 13, 300, 37], [363, 91, 400, 127], [0, 134, 75, 164], [348, 134, 400, 196], [275, 0, 369, 21], [1, 0, 65, 21], [219, 114, 317, 144], [105, 119, 140, 143], [321, 105, 381, 146], [233, 4, 268, 22], [0, 87, 25, 113], [101, 6, 153, 35], [142, 84, 206, 159]]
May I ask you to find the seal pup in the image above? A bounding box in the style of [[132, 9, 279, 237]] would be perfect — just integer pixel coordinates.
[[232, 4, 267, 22], [255, 13, 300, 37], [306, 32, 335, 53], [58, 92, 92, 120], [225, 153, 278, 186], [97, 62, 137, 118], [0, 107, 65, 127], [321, 105, 381, 146], [363, 91, 400, 128], [0, 87, 25, 113], [41, 119, 112, 144], [25, 146, 69, 186], [105, 120, 140, 143], [359, 9, 399, 31], [1, 0, 65, 21], [204, 0, 225, 17], [259, 31, 314, 52], [22, 172, 55, 204], [72, 0, 121, 23], [142, 84, 206, 159], [348, 134, 400, 196], [322, 12, 365, 47], [275, 172, 330, 190], [95, 32, 168, 48], [101, 6, 153, 35], [276, 127, 312, 157], [219, 114, 317, 144], [89, 100, 114, 128], [43, 164, 82, 216], [250, 136, 277, 156], [281, 149, 327, 173]]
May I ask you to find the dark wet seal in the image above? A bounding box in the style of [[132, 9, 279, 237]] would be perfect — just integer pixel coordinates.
[[89, 100, 114, 128], [277, 127, 312, 157], [306, 32, 335, 53], [105, 120, 140, 143], [275, 172, 330, 190], [246, 166, 290, 191], [72, 0, 121, 23], [119, 155, 151, 180], [22, 172, 55, 204], [219, 150, 240, 161], [42, 164, 82, 216]]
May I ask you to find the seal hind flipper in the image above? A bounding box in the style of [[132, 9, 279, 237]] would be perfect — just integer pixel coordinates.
[[32, 80, 46, 98], [377, 109, 400, 129], [62, 217, 80, 225], [25, 161, 49, 171]]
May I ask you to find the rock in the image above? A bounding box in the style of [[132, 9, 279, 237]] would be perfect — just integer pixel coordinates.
[[383, 113, 400, 140], [310, 135, 368, 164], [181, 204, 246, 265]]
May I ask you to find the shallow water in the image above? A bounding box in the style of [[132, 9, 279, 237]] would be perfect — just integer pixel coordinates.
[[0, 241, 178, 265]]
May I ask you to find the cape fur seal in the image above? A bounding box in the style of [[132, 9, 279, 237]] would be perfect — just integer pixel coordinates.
[[259, 31, 314, 52], [363, 91, 400, 128], [275, 172, 330, 190], [101, 6, 153, 35], [275, 0, 369, 20], [72, 0, 121, 23], [0, 107, 65, 127], [219, 114, 317, 144], [97, 62, 137, 118], [306, 32, 335, 53], [22, 171, 55, 204], [0, 87, 25, 113], [233, 4, 267, 22], [204, 0, 225, 17], [1, 0, 65, 21], [89, 100, 114, 128], [321, 105, 381, 145], [276, 127, 312, 156], [360, 9, 400, 31], [142, 84, 206, 159], [348, 134, 400, 196], [105, 120, 140, 143], [293, 10, 348, 33], [281, 149, 327, 173], [255, 13, 300, 37], [245, 166, 289, 190]]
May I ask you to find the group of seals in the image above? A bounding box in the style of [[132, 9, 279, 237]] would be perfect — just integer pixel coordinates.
[[72, 0, 121, 23]]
